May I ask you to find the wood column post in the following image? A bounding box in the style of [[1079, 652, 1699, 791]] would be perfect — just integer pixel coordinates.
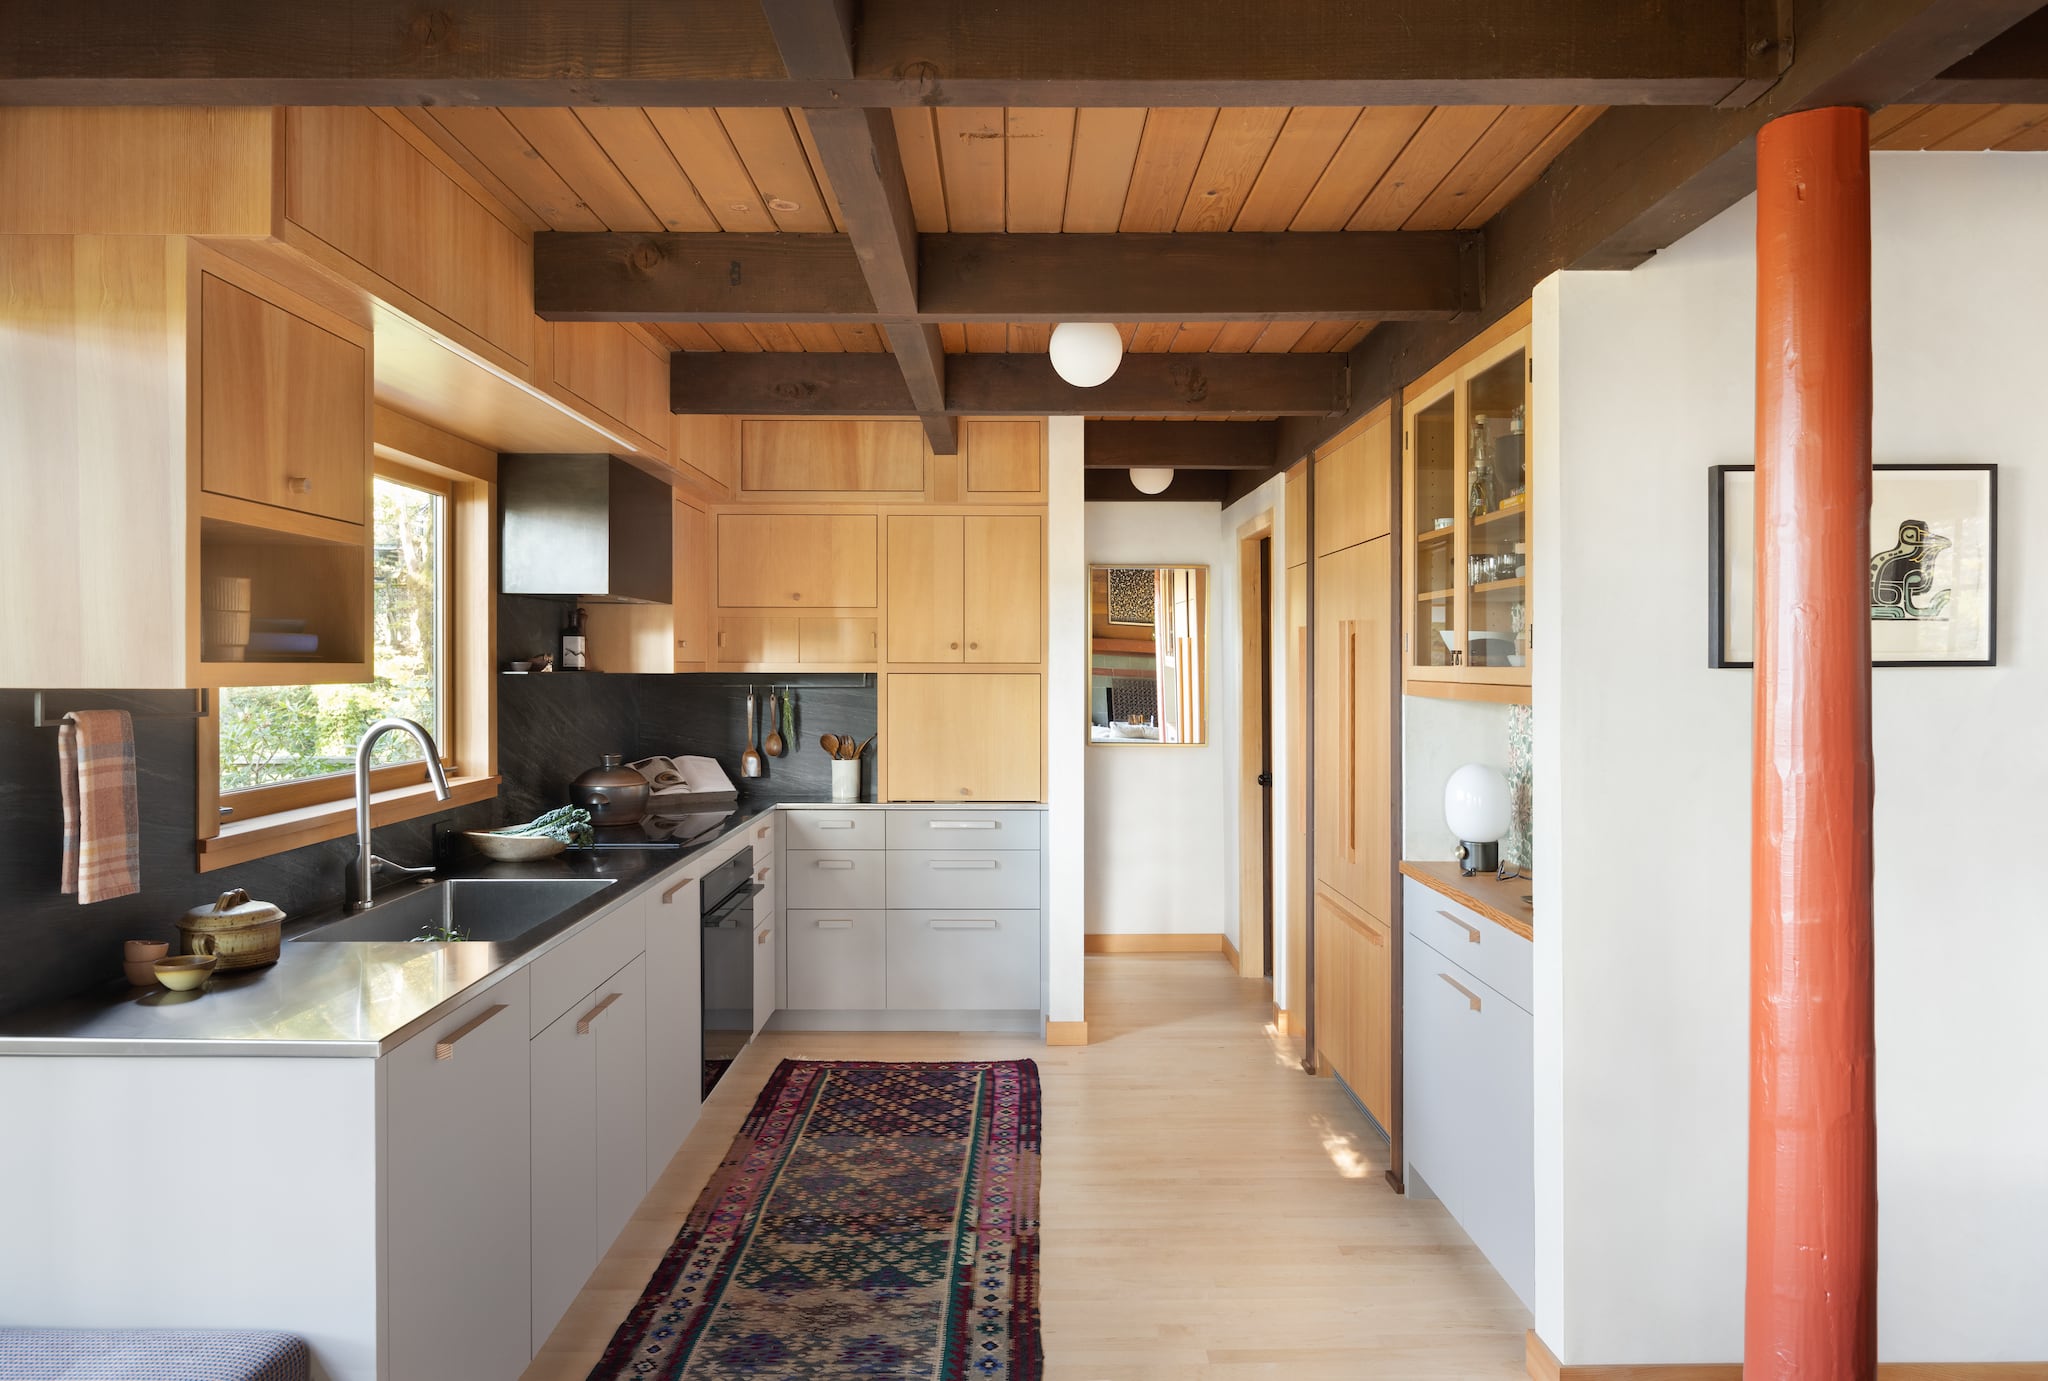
[[1747, 105, 1877, 1379]]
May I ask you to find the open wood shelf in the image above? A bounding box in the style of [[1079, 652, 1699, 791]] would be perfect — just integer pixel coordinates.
[[1473, 503, 1528, 529], [1471, 577, 1526, 595], [1417, 588, 1456, 602]]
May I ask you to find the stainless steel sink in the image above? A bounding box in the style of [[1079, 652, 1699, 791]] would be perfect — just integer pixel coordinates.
[[293, 878, 615, 945]]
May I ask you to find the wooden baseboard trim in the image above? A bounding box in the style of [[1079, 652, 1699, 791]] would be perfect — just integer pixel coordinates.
[[1221, 934, 1241, 971], [1084, 933, 1227, 955], [1526, 1331, 2043, 1380], [1043, 1020, 1089, 1046], [1273, 1006, 1290, 1034]]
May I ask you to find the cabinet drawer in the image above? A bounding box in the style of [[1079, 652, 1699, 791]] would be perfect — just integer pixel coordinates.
[[1402, 945, 1533, 1309], [714, 615, 798, 666], [1404, 879, 1531, 1014], [786, 850, 886, 909], [783, 809, 885, 850], [887, 850, 1040, 909], [800, 616, 877, 664], [529, 897, 645, 1035], [884, 809, 1042, 850], [886, 909, 1040, 1010], [786, 910, 887, 1010]]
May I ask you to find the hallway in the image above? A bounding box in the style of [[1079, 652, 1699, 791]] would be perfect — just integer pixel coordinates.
[[527, 954, 1529, 1380]]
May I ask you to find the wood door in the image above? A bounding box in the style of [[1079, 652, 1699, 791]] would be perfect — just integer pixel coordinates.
[[886, 515, 965, 662], [590, 956, 648, 1258], [885, 673, 1042, 802], [1314, 538, 1392, 922], [1314, 889, 1354, 1080], [1348, 904, 1394, 1124], [672, 496, 709, 668], [716, 513, 878, 609], [550, 321, 629, 424], [799, 616, 878, 665], [741, 419, 926, 493], [1285, 559, 1309, 1030], [199, 273, 368, 526], [962, 419, 1044, 495], [963, 515, 1043, 663], [714, 615, 800, 667], [1314, 409, 1392, 557], [528, 999, 597, 1355], [385, 978, 533, 1381], [1404, 378, 1462, 687]]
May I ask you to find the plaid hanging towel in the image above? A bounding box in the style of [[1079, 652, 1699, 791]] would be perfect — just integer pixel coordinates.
[[59, 710, 140, 904]]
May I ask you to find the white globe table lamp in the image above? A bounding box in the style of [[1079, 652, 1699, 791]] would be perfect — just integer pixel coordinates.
[[1444, 762, 1512, 876]]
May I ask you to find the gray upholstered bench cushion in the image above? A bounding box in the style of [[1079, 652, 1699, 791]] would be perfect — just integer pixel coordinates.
[[0, 1329, 310, 1381]]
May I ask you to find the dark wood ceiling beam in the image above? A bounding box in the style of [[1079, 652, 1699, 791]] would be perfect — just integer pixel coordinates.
[[0, 0, 1770, 106], [1907, 8, 2048, 100], [671, 353, 1347, 418], [1084, 469, 1234, 504], [1084, 421, 1282, 470], [535, 232, 1477, 322], [1274, 0, 2048, 468], [761, 0, 953, 453]]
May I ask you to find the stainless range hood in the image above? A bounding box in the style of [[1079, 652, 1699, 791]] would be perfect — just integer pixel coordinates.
[[499, 455, 672, 603]]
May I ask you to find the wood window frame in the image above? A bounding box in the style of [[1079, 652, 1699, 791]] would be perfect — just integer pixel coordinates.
[[197, 413, 500, 871]]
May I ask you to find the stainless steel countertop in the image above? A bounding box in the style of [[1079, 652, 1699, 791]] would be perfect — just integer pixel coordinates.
[[0, 800, 776, 1059]]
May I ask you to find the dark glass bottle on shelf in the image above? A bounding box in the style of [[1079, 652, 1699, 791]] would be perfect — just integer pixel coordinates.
[[561, 605, 588, 671]]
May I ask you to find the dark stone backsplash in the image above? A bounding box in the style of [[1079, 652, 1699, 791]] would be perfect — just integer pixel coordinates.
[[0, 650, 874, 1017]]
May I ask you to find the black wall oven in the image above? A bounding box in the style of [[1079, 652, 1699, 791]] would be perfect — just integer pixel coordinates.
[[699, 846, 757, 1097]]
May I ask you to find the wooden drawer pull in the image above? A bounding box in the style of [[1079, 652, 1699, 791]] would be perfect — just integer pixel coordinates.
[[1438, 910, 1482, 943], [1360, 922, 1385, 947], [756, 865, 772, 880], [929, 859, 998, 870], [930, 918, 998, 930], [815, 820, 855, 830], [756, 825, 771, 839], [756, 927, 772, 945], [660, 875, 696, 904], [576, 991, 623, 1034], [814, 859, 856, 870], [435, 1003, 507, 1061], [1438, 972, 1483, 1012], [929, 820, 997, 830], [814, 918, 854, 930]]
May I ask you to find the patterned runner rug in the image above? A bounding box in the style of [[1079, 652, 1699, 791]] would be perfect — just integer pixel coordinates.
[[589, 1058, 1043, 1380]]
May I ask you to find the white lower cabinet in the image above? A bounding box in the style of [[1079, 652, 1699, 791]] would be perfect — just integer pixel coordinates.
[[386, 973, 534, 1381], [1402, 879, 1533, 1310], [786, 910, 887, 1009], [886, 910, 1040, 1010], [531, 954, 649, 1353], [644, 871, 703, 1175], [752, 913, 776, 1036]]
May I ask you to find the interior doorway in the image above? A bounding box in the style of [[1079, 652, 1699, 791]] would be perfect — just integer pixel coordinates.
[[1237, 514, 1276, 981]]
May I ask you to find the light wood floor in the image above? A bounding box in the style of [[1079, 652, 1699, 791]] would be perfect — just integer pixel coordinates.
[[524, 953, 1530, 1380]]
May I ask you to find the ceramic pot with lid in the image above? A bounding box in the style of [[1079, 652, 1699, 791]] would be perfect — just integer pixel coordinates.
[[571, 754, 649, 826], [177, 888, 285, 970]]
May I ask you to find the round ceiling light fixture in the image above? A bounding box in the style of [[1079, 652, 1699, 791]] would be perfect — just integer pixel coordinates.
[[1129, 466, 1175, 495], [1049, 321, 1124, 388]]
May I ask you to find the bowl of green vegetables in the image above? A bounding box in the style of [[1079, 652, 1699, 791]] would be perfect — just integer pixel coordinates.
[[465, 806, 595, 862]]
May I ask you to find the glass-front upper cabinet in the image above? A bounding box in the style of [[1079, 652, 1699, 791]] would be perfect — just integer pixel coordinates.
[[1402, 310, 1533, 703]]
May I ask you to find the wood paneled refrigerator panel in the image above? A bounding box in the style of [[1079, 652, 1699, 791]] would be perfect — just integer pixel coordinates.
[[1314, 411, 1392, 557], [1317, 888, 1393, 1127], [1313, 537, 1392, 924]]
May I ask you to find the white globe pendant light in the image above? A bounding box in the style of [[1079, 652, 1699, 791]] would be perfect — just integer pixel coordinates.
[[1128, 466, 1175, 495], [1049, 321, 1124, 387]]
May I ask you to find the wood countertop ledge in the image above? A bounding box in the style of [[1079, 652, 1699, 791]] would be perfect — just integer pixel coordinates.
[[1400, 860, 1534, 941]]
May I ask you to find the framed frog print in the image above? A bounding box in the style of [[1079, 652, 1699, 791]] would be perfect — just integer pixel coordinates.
[[1709, 464, 1997, 668]]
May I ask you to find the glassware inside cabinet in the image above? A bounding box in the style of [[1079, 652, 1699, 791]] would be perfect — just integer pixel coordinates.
[[1463, 347, 1528, 670], [1410, 391, 1458, 669]]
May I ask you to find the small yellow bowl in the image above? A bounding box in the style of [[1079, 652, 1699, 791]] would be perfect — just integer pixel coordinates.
[[154, 954, 217, 991]]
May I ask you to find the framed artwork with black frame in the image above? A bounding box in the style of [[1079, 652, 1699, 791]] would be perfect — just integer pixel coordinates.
[[1708, 463, 1997, 668]]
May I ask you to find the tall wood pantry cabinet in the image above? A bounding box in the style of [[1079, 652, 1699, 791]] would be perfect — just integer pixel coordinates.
[[1310, 405, 1397, 1132]]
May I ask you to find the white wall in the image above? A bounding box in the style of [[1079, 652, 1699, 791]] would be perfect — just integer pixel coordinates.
[[1083, 501, 1231, 938], [1045, 418, 1087, 1025], [1218, 475, 1291, 972], [1533, 153, 2048, 1364], [1403, 696, 1513, 859]]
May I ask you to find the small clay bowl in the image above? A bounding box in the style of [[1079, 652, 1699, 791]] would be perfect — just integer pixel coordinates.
[[123, 960, 163, 988], [124, 939, 169, 963], [153, 954, 217, 992]]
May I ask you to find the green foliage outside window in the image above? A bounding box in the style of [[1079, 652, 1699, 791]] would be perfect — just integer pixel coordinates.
[[219, 478, 442, 793]]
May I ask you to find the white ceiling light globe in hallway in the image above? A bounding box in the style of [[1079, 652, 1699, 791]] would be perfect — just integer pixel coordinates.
[[1128, 467, 1174, 495], [1049, 322, 1124, 387]]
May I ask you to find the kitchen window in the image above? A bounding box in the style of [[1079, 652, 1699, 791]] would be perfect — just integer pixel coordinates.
[[199, 437, 500, 870]]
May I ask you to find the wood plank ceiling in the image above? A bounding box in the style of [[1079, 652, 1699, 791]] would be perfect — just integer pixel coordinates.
[[400, 102, 1604, 355], [1869, 102, 2048, 148]]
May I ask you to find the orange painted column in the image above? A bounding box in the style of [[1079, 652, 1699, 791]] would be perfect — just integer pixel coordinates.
[[1747, 105, 1877, 1379]]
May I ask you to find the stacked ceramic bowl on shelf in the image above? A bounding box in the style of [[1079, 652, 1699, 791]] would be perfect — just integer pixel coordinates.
[[201, 575, 251, 661]]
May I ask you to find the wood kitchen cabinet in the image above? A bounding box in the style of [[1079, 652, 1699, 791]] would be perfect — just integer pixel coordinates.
[[673, 494, 709, 670], [1404, 306, 1534, 704], [1317, 888, 1393, 1128], [1314, 411, 1392, 557], [548, 321, 671, 454], [885, 673, 1043, 802], [716, 513, 878, 609], [645, 873, 703, 1175], [0, 235, 372, 688], [1314, 537, 1393, 924], [886, 514, 1043, 664]]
